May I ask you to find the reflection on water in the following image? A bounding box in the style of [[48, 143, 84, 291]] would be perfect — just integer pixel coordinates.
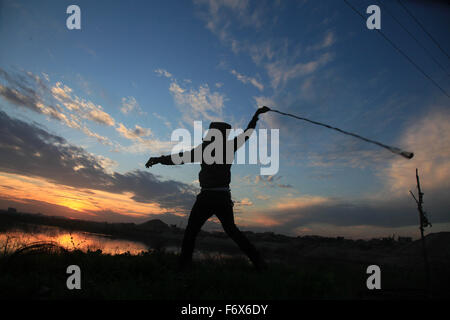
[[0, 225, 244, 260], [0, 228, 149, 255]]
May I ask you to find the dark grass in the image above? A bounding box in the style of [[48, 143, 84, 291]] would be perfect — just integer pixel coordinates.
[[1, 247, 445, 300]]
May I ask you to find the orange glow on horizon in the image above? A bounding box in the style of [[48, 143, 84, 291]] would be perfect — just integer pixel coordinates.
[[274, 195, 328, 210], [0, 172, 177, 220], [57, 198, 90, 212]]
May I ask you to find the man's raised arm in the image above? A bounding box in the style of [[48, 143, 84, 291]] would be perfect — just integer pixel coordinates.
[[234, 106, 271, 151]]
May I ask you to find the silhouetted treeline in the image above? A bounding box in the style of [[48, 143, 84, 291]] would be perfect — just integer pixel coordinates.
[[0, 209, 414, 251]]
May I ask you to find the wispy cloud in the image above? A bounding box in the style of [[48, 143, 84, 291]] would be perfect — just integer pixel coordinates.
[[194, 1, 335, 81], [0, 68, 174, 153], [81, 126, 112, 145], [154, 69, 226, 123], [230, 69, 264, 91], [234, 197, 253, 208], [153, 112, 172, 128], [265, 52, 333, 89], [256, 194, 270, 200], [305, 31, 335, 52], [253, 96, 275, 110], [120, 96, 142, 114], [241, 174, 293, 190], [51, 81, 115, 126], [194, 0, 266, 51], [116, 123, 152, 140], [0, 70, 113, 146], [154, 68, 173, 79], [170, 81, 225, 123]]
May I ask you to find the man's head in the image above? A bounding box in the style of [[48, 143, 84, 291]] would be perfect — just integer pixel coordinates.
[[208, 122, 232, 139]]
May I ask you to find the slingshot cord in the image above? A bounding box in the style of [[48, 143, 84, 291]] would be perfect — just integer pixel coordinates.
[[269, 109, 414, 159]]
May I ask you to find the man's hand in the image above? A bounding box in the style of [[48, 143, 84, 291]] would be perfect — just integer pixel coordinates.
[[256, 106, 271, 115], [145, 156, 160, 168]]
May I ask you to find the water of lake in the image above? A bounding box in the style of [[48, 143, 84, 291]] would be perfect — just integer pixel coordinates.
[[0, 226, 237, 259], [0, 227, 149, 255]]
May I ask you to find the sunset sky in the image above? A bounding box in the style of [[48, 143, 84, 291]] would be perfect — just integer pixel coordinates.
[[0, 0, 449, 238]]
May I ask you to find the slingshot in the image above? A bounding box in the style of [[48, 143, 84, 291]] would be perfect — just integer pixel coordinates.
[[267, 108, 414, 159]]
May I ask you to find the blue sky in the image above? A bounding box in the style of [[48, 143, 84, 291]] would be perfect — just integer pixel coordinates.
[[0, 0, 449, 238]]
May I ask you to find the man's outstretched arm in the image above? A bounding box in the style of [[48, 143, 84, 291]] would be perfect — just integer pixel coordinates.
[[146, 106, 270, 168], [145, 143, 201, 168]]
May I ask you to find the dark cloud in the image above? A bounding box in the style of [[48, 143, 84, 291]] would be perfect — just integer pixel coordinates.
[[277, 184, 293, 189], [111, 170, 196, 208], [0, 85, 40, 111], [254, 174, 293, 189], [0, 110, 196, 210], [0, 68, 63, 121], [0, 68, 47, 92], [0, 68, 115, 129], [0, 68, 44, 102], [263, 191, 450, 235]]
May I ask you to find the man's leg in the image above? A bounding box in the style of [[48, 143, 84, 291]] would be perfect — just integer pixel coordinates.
[[215, 197, 266, 269], [179, 194, 211, 269]]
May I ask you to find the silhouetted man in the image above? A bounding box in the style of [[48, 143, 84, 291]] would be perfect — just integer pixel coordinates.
[[145, 106, 270, 270]]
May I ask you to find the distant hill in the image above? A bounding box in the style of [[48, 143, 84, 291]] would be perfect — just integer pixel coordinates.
[[398, 232, 450, 258], [137, 219, 171, 233]]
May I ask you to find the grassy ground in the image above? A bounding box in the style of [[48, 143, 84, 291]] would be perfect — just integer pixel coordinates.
[[1, 245, 443, 300]]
